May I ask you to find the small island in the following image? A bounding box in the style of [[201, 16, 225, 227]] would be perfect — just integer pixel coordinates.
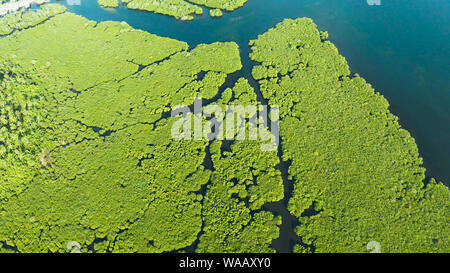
[[0, 0, 50, 16], [210, 8, 223, 17], [98, 0, 247, 20]]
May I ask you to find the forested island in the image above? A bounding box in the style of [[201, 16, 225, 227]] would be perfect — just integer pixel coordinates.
[[0, 3, 448, 253], [97, 0, 247, 20]]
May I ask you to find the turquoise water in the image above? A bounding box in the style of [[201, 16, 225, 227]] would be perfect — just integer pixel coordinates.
[[50, 0, 449, 185]]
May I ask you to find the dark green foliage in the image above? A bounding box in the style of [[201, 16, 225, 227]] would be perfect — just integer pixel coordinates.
[[0, 4, 66, 35], [0, 7, 447, 253]]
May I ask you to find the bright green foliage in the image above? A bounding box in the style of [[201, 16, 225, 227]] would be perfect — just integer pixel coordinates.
[[1, 7, 448, 254], [250, 18, 450, 253], [98, 0, 119, 8], [0, 61, 48, 201], [0, 13, 189, 91], [0, 9, 282, 253], [190, 0, 246, 11], [0, 4, 66, 35], [122, 0, 203, 20], [117, 0, 246, 20], [197, 78, 283, 253], [62, 42, 241, 132]]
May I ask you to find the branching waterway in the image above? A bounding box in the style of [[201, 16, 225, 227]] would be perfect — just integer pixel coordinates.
[[3, 0, 446, 253], [0, 0, 49, 16]]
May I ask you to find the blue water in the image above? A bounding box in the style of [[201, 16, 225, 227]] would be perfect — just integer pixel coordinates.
[[51, 0, 449, 185]]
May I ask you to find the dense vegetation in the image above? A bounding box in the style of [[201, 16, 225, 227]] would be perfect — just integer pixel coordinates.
[[0, 6, 281, 253], [0, 4, 66, 35], [249, 18, 449, 253], [196, 78, 284, 252], [98, 0, 246, 20], [210, 8, 223, 17], [0, 5, 448, 253], [98, 0, 119, 8]]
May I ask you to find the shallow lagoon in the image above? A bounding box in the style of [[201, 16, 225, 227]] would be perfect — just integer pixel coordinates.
[[49, 0, 450, 185]]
